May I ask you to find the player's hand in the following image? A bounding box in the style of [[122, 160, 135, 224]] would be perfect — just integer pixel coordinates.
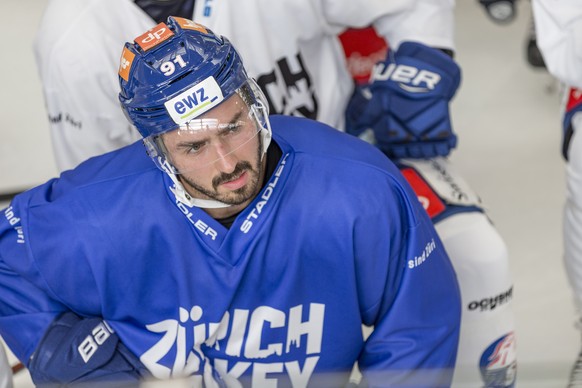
[[563, 87, 582, 161], [345, 41, 461, 159], [28, 312, 150, 384]]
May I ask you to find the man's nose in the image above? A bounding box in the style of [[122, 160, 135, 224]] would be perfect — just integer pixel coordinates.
[[212, 143, 238, 172]]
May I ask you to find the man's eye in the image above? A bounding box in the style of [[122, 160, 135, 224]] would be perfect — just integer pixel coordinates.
[[224, 121, 244, 133], [187, 143, 204, 154]]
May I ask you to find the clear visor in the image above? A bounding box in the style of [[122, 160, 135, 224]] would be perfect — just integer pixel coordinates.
[[144, 80, 269, 175]]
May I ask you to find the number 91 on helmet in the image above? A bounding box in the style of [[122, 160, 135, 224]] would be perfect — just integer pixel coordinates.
[[118, 16, 272, 174]]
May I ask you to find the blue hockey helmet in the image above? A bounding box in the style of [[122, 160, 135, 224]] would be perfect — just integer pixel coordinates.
[[118, 16, 271, 176], [120, 17, 253, 136]]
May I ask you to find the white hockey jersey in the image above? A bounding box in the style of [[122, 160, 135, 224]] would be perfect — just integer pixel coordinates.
[[532, 0, 582, 88], [34, 0, 454, 171], [34, 0, 155, 171]]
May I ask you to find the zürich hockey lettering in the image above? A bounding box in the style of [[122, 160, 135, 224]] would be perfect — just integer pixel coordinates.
[[140, 303, 325, 385], [371, 63, 441, 93], [240, 154, 288, 233], [408, 238, 436, 269], [3, 206, 25, 244]]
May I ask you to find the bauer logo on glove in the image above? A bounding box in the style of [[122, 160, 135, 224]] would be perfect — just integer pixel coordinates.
[[345, 41, 461, 159], [371, 62, 441, 93]]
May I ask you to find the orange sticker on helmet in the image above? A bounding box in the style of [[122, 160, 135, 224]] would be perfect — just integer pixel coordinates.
[[135, 22, 175, 51], [119, 46, 135, 82], [173, 17, 208, 34]]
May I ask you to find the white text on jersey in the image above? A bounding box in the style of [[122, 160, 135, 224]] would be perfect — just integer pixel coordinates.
[[140, 303, 325, 385], [176, 201, 218, 240], [408, 238, 436, 269], [240, 154, 288, 233], [3, 206, 25, 244]]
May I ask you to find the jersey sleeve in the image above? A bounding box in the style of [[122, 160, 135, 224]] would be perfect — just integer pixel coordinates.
[[354, 173, 461, 387], [373, 0, 455, 51], [0, 178, 151, 384], [319, 0, 455, 50], [0, 181, 104, 364], [33, 23, 141, 172], [532, 0, 582, 88], [0, 198, 67, 363]]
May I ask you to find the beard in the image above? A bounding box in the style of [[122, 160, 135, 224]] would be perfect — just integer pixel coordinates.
[[178, 142, 264, 206]]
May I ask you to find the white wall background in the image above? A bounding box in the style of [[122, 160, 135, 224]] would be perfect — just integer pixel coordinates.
[[1, 1, 58, 195]]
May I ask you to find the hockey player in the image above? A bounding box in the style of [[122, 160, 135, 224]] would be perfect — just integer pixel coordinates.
[[34, 0, 458, 172], [340, 25, 516, 388], [32, 1, 515, 387], [531, 1, 582, 386], [0, 17, 461, 386]]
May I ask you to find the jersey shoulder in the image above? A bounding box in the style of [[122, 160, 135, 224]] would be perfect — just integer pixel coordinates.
[[1, 142, 162, 287], [23, 141, 157, 209], [270, 114, 397, 172]]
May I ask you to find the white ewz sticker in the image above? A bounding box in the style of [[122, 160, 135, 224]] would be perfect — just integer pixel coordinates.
[[164, 76, 224, 125]]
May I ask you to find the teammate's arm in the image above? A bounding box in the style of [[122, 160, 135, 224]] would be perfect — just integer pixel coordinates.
[[372, 0, 455, 52], [532, 0, 582, 90], [34, 37, 141, 172]]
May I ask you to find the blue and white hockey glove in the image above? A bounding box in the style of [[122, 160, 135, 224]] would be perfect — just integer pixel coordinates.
[[28, 312, 150, 385], [563, 87, 582, 161], [345, 41, 461, 159]]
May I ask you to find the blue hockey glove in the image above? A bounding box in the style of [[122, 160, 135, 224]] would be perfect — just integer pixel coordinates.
[[345, 41, 461, 159], [28, 312, 150, 385], [563, 87, 582, 161]]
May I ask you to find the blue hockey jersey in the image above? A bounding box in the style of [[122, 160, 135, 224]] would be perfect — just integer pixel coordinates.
[[0, 115, 461, 387]]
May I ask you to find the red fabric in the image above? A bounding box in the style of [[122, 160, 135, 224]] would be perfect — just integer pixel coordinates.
[[400, 168, 446, 219], [338, 27, 389, 85]]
